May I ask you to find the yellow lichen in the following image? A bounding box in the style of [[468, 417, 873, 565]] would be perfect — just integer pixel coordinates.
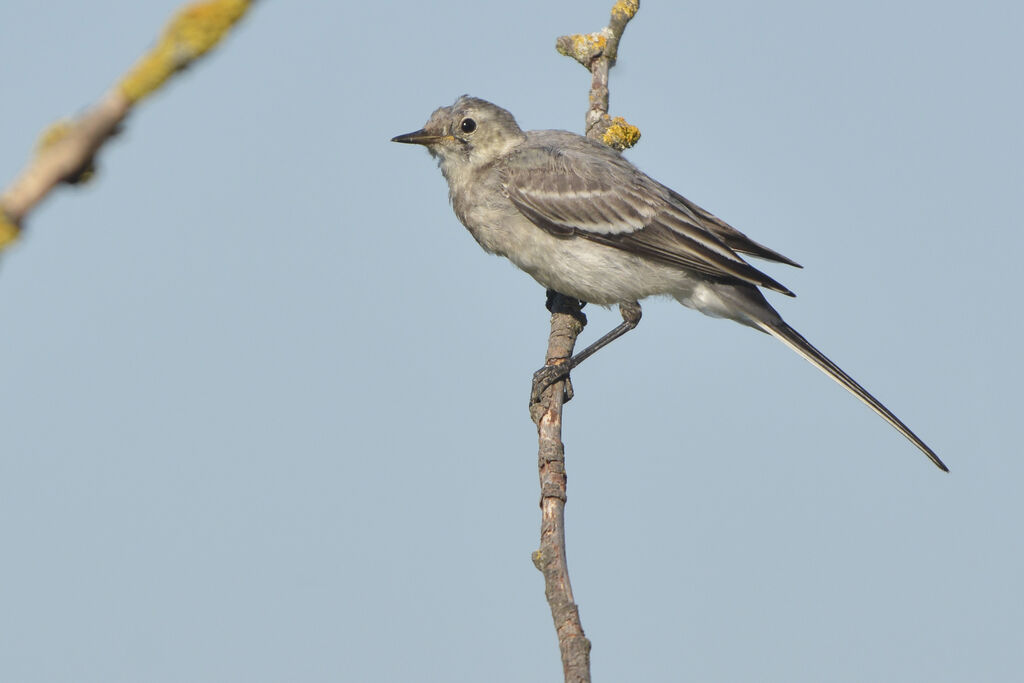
[[557, 31, 608, 61], [120, 0, 251, 103], [602, 117, 641, 150], [612, 0, 639, 20], [574, 32, 607, 54], [0, 210, 19, 250], [35, 119, 75, 152]]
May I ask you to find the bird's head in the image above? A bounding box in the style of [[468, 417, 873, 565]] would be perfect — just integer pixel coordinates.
[[392, 95, 526, 174]]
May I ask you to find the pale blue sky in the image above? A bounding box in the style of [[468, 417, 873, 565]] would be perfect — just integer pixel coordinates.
[[1, 1, 1021, 681]]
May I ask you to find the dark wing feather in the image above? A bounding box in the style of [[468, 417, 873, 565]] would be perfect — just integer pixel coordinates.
[[667, 189, 802, 268], [504, 138, 796, 296]]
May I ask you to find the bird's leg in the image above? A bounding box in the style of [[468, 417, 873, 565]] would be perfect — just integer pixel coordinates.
[[531, 291, 587, 404], [531, 300, 642, 403], [565, 300, 642, 370]]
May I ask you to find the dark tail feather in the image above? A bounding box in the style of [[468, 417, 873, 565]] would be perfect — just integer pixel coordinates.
[[759, 320, 948, 472]]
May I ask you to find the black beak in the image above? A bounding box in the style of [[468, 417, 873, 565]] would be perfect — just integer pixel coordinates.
[[391, 129, 444, 145]]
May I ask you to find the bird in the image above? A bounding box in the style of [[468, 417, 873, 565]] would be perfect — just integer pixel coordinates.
[[392, 95, 947, 471]]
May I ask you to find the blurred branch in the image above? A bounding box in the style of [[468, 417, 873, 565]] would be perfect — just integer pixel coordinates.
[[529, 3, 640, 682], [0, 0, 256, 252]]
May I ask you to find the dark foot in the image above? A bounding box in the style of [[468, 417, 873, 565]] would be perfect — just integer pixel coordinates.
[[545, 290, 558, 313], [531, 362, 573, 404], [545, 290, 587, 324]]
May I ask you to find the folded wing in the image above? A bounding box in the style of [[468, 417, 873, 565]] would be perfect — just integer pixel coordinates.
[[504, 137, 798, 297]]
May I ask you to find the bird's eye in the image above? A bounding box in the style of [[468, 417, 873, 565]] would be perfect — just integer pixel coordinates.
[[460, 118, 477, 133]]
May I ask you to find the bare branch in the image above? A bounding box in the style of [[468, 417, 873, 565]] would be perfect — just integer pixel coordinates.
[[0, 0, 257, 252], [530, 295, 588, 682], [531, 3, 641, 681]]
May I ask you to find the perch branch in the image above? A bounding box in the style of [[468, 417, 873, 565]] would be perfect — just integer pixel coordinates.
[[530, 2, 640, 681]]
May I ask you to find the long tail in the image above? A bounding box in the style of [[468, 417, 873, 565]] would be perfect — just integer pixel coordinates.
[[758, 320, 948, 472]]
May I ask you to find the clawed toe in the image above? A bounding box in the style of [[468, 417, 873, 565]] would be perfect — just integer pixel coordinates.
[[531, 363, 572, 404]]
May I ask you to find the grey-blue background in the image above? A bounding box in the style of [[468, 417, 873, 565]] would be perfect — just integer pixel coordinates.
[[2, 1, 1020, 680]]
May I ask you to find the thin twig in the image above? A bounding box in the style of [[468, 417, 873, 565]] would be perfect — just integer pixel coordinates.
[[530, 3, 641, 681], [0, 0, 256, 252], [556, 0, 642, 148]]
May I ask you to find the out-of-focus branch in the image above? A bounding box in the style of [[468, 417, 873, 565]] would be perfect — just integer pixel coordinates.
[[0, 0, 256, 252], [530, 3, 640, 682]]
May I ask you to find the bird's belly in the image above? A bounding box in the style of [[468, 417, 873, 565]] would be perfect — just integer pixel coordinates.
[[466, 213, 773, 326], [506, 230, 700, 306]]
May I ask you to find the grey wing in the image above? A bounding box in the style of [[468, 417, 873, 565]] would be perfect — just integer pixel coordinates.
[[504, 140, 796, 296], [666, 189, 802, 268]]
